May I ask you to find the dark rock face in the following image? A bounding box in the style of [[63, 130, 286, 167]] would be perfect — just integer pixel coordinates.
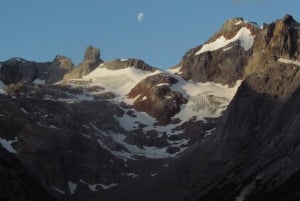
[[0, 149, 59, 201], [150, 15, 300, 201], [179, 42, 251, 86], [63, 46, 103, 81], [0, 56, 73, 85], [128, 73, 187, 124], [46, 55, 74, 84], [0, 58, 39, 84], [177, 18, 261, 86], [115, 15, 300, 201]]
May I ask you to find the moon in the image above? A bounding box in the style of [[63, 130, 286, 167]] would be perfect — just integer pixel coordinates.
[[137, 12, 144, 22]]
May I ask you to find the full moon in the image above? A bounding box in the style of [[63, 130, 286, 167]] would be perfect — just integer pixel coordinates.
[[137, 12, 144, 22]]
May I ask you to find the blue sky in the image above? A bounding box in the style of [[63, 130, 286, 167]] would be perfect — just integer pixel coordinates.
[[0, 0, 299, 68]]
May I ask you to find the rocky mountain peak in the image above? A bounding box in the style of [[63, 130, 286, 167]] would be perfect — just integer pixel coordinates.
[[176, 17, 261, 86], [282, 14, 297, 25], [83, 45, 101, 64], [63, 46, 103, 81], [245, 14, 300, 77], [207, 17, 260, 43], [52, 55, 74, 69]]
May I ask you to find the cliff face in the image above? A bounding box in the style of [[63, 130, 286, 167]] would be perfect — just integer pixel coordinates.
[[63, 46, 103, 81], [0, 56, 73, 85], [172, 15, 300, 201], [177, 18, 261, 86]]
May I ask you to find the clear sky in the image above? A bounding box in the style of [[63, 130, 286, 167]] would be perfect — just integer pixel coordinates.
[[0, 0, 299, 68]]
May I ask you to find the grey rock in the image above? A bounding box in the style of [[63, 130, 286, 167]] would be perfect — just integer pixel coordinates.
[[63, 46, 103, 81], [102, 58, 157, 72]]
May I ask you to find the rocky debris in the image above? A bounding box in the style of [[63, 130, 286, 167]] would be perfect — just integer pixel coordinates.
[[128, 73, 187, 124], [63, 46, 103, 81], [102, 58, 157, 72], [177, 18, 261, 86]]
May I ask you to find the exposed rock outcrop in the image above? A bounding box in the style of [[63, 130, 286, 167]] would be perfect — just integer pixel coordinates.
[[177, 18, 261, 86], [63, 46, 103, 81], [102, 58, 157, 72], [128, 73, 187, 124], [0, 56, 73, 85]]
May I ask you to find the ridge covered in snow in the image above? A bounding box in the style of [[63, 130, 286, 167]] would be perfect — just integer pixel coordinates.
[[195, 27, 255, 55]]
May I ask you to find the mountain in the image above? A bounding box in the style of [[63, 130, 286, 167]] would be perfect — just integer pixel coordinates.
[[0, 14, 299, 201]]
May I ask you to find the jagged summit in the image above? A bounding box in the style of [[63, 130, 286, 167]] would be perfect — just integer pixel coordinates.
[[175, 16, 261, 86]]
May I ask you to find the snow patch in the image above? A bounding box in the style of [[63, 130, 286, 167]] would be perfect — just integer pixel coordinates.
[[81, 66, 160, 104], [195, 27, 255, 55], [235, 20, 242, 25], [125, 172, 139, 178], [80, 180, 118, 191], [141, 96, 147, 101], [52, 187, 65, 194], [204, 128, 217, 138], [0, 81, 6, 94], [167, 66, 182, 74], [223, 46, 233, 51], [20, 108, 29, 114], [68, 181, 77, 194], [33, 79, 46, 84], [156, 83, 170, 87], [278, 58, 300, 67], [0, 137, 18, 153], [98, 131, 188, 160]]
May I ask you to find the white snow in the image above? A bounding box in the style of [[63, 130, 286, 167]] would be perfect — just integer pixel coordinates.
[[120, 58, 128, 61], [195, 27, 255, 55], [278, 58, 300, 67], [0, 81, 6, 94], [223, 46, 233, 51], [33, 79, 45, 84], [167, 66, 182, 74], [52, 187, 65, 194], [150, 173, 159, 177], [81, 66, 160, 103], [141, 96, 147, 101], [80, 180, 118, 191], [235, 20, 242, 25], [63, 61, 243, 160], [68, 181, 77, 194], [156, 83, 170, 87], [0, 137, 18, 153], [204, 128, 217, 138], [98, 131, 188, 160], [20, 108, 29, 114], [169, 75, 242, 123], [125, 172, 139, 178]]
